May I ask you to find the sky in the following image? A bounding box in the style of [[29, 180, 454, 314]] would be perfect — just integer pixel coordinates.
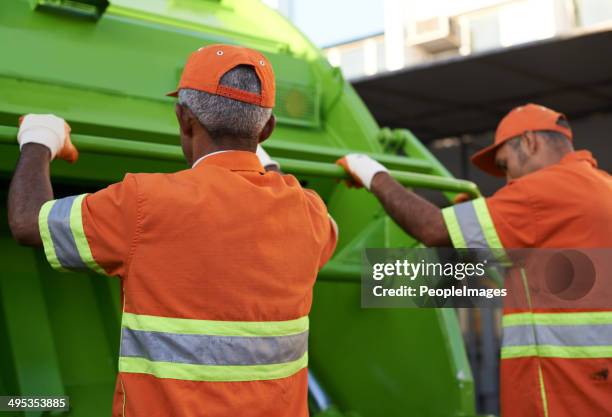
[[263, 0, 384, 47], [262, 0, 612, 47]]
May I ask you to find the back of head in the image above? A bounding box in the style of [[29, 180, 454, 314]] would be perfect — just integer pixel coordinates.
[[536, 116, 573, 153], [178, 65, 272, 148]]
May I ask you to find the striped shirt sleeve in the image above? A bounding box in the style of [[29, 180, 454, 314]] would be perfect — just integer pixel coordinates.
[[441, 178, 538, 250], [441, 195, 513, 275], [441, 197, 505, 249], [38, 174, 140, 277]]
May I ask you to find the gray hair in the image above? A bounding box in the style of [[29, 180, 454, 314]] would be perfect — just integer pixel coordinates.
[[507, 130, 572, 162], [537, 130, 573, 151], [178, 65, 272, 142]]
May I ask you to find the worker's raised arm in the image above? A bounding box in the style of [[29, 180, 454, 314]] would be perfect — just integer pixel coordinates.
[[336, 154, 451, 247], [8, 114, 78, 246], [9, 114, 137, 277]]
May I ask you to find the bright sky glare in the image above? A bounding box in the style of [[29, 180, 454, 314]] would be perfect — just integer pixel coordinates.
[[263, 0, 384, 47]]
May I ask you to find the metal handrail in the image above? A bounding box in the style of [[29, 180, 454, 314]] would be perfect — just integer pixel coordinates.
[[0, 126, 480, 197]]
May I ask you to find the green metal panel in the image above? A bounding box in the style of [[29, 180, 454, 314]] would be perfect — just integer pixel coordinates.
[[0, 1, 484, 416]]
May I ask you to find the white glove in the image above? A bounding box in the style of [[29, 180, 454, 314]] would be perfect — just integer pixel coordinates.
[[336, 153, 389, 190], [256, 144, 280, 170], [17, 114, 76, 162]]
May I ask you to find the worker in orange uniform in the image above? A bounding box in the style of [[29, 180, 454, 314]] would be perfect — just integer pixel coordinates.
[[7, 44, 337, 417], [337, 104, 612, 417]]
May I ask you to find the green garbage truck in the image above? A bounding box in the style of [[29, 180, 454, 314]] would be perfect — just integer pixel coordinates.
[[0, 1, 484, 416]]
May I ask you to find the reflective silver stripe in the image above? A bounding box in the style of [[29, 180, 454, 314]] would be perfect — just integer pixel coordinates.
[[453, 202, 488, 248], [502, 325, 536, 347], [503, 324, 612, 347], [48, 196, 87, 270], [120, 328, 309, 366]]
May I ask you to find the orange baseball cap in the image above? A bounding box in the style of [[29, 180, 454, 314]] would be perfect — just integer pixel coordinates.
[[471, 103, 573, 176], [167, 44, 275, 108]]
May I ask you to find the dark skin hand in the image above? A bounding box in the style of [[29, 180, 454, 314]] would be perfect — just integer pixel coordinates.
[[369, 172, 451, 247], [8, 143, 53, 247]]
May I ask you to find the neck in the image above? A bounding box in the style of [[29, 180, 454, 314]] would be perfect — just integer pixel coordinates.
[[191, 137, 256, 165], [526, 147, 572, 175], [545, 147, 572, 166]]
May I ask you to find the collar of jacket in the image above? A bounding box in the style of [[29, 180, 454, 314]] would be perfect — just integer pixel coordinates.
[[192, 150, 266, 174], [560, 150, 597, 168]]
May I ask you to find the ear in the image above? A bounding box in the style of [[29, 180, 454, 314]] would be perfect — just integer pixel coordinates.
[[175, 103, 195, 139], [522, 131, 539, 155], [258, 114, 276, 143]]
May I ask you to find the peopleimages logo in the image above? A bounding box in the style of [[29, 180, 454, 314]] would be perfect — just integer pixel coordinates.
[[372, 259, 488, 281], [371, 284, 507, 300]]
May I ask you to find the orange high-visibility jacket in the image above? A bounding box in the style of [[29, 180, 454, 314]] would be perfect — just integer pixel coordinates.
[[38, 151, 338, 417], [442, 151, 612, 417]]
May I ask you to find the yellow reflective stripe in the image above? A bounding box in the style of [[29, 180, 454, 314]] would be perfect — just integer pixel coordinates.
[[122, 312, 309, 337], [472, 198, 511, 265], [503, 311, 612, 327], [501, 345, 536, 358], [119, 351, 308, 382], [472, 198, 503, 248], [501, 345, 612, 359], [38, 199, 66, 271], [538, 365, 549, 417], [441, 207, 467, 248], [69, 194, 108, 276]]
